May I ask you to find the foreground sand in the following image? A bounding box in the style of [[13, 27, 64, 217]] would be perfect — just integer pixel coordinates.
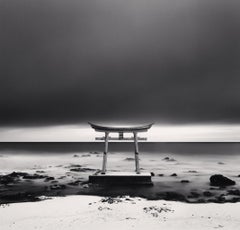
[[1, 195, 240, 230]]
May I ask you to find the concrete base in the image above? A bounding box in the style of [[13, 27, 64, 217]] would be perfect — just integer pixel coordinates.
[[89, 172, 153, 185]]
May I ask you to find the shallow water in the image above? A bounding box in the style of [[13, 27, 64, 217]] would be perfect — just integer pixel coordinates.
[[1, 142, 240, 203]]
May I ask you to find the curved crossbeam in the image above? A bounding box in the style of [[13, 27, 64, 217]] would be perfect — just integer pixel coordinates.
[[88, 122, 153, 133]]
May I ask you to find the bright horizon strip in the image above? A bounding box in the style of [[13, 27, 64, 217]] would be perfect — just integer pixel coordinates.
[[1, 124, 240, 142]]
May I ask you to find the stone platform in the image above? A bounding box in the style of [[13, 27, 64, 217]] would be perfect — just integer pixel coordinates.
[[89, 172, 153, 185]]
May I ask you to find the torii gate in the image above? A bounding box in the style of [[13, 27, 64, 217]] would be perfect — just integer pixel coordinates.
[[88, 122, 153, 174]]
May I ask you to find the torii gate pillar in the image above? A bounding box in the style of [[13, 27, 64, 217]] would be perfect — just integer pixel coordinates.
[[133, 132, 140, 174], [102, 132, 109, 174]]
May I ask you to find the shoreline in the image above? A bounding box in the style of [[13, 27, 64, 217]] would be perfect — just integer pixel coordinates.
[[1, 169, 240, 204]]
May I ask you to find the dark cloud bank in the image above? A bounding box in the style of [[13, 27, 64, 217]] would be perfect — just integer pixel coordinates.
[[1, 0, 240, 126]]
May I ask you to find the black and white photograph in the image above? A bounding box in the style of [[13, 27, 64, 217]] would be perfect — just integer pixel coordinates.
[[1, 0, 240, 229]]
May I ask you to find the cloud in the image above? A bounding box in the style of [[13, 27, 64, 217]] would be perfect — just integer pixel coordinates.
[[1, 0, 240, 125]]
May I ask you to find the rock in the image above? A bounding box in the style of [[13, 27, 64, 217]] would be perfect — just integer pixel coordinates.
[[1, 192, 40, 202], [81, 154, 91, 157], [70, 167, 95, 172], [82, 184, 89, 188], [50, 184, 66, 190], [188, 170, 197, 173], [217, 195, 226, 203], [67, 164, 82, 168], [58, 176, 66, 179], [73, 154, 79, 158], [163, 157, 176, 162], [90, 151, 100, 155], [218, 162, 225, 165], [170, 173, 177, 177], [0, 172, 33, 185], [80, 181, 89, 185], [229, 197, 240, 202], [36, 170, 45, 173], [227, 189, 240, 196], [181, 180, 190, 183], [197, 198, 206, 203], [150, 172, 155, 176], [165, 192, 186, 201], [207, 198, 217, 203], [188, 192, 200, 198], [0, 175, 16, 185], [163, 157, 170, 160], [124, 157, 135, 161], [22, 174, 46, 179], [210, 174, 236, 187], [9, 172, 29, 177], [100, 197, 123, 204], [44, 177, 55, 182], [158, 174, 164, 177], [203, 191, 213, 197], [68, 180, 82, 186]]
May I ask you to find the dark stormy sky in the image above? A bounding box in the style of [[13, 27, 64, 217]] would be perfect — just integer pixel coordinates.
[[1, 0, 240, 126]]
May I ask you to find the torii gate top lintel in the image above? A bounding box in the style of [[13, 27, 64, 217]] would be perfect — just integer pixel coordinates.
[[89, 122, 153, 175], [88, 122, 153, 133]]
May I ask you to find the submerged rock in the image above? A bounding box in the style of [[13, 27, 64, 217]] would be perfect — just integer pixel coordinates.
[[197, 198, 206, 203], [163, 157, 176, 162], [227, 189, 240, 196], [217, 195, 226, 203], [124, 157, 135, 161], [50, 184, 66, 190], [0, 172, 42, 185], [70, 167, 95, 172], [203, 191, 213, 197], [188, 192, 200, 198], [165, 192, 186, 201], [0, 175, 17, 185], [9, 172, 29, 177], [210, 174, 236, 187], [170, 173, 177, 177], [44, 177, 55, 182], [68, 180, 82, 186], [181, 180, 190, 183], [81, 154, 91, 157], [36, 170, 45, 173], [22, 174, 46, 179], [68, 164, 82, 168]]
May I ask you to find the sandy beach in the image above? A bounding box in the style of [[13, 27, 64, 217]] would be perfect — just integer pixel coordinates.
[[1, 195, 240, 230]]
